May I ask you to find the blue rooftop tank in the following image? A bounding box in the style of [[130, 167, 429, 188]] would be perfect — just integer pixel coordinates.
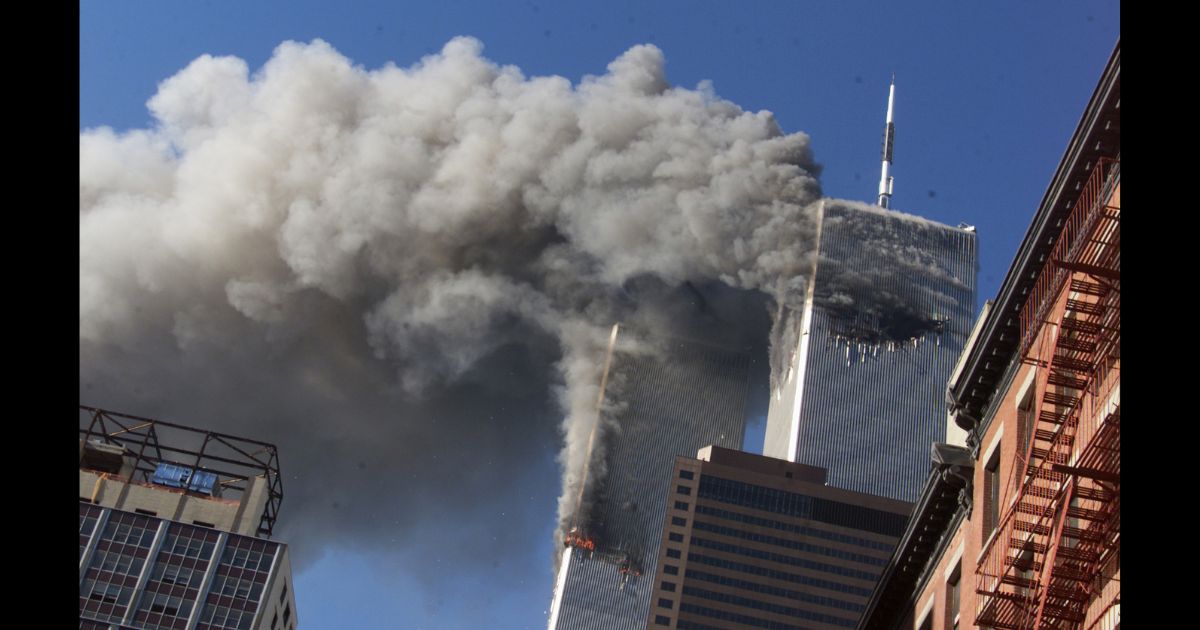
[[152, 462, 218, 495]]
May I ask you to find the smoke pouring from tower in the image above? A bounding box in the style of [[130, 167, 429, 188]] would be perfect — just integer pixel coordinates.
[[80, 38, 956, 574]]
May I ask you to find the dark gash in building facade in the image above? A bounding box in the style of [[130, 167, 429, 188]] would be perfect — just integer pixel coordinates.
[[765, 199, 979, 503]]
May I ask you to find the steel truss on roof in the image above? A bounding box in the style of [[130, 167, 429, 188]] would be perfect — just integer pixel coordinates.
[[79, 405, 284, 538]]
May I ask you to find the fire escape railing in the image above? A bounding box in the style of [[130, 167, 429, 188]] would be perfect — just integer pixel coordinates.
[[975, 158, 1119, 630], [1018, 158, 1119, 360]]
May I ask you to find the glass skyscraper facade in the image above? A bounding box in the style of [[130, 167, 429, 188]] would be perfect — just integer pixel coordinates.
[[549, 199, 975, 627], [764, 199, 978, 503], [549, 332, 753, 630]]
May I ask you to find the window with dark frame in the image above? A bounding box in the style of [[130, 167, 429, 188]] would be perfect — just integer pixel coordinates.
[[1012, 537, 1037, 598], [984, 446, 1001, 543], [947, 562, 962, 630], [1065, 495, 1081, 550], [1017, 388, 1035, 460]]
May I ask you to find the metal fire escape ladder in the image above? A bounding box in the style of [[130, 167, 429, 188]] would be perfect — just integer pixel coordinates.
[[976, 158, 1119, 630]]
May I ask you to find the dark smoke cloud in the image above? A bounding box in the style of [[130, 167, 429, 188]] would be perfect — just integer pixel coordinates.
[[79, 37, 822, 572]]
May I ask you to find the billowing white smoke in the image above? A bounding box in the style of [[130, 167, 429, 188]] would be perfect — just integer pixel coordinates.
[[79, 37, 823, 555]]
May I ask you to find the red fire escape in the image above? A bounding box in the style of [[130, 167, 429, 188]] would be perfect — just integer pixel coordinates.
[[976, 157, 1120, 630]]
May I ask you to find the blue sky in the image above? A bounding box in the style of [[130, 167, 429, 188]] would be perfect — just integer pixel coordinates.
[[80, 2, 1118, 628]]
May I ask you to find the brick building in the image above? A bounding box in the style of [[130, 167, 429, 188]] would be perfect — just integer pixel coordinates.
[[856, 41, 1119, 630]]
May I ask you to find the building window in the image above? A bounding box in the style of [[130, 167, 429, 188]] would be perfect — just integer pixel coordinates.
[[144, 592, 190, 617], [163, 526, 218, 559], [694, 474, 907, 537], [666, 549, 681, 559], [671, 516, 687, 526], [212, 574, 266, 601], [103, 514, 156, 547], [947, 562, 962, 630], [984, 446, 1001, 543], [1012, 538, 1037, 597], [676, 485, 691, 496], [202, 603, 249, 628], [679, 470, 694, 480], [658, 598, 674, 609], [81, 579, 132, 606], [80, 508, 101, 535], [669, 533, 684, 543], [153, 563, 202, 588], [654, 615, 670, 626], [1017, 388, 1035, 460], [661, 581, 676, 592], [1064, 495, 1081, 550], [674, 501, 689, 511], [663, 565, 679, 575]]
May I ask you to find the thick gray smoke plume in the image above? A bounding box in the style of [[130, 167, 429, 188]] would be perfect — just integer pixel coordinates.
[[80, 37, 821, 570]]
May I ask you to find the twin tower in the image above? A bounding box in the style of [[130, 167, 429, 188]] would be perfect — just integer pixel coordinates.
[[549, 81, 979, 630]]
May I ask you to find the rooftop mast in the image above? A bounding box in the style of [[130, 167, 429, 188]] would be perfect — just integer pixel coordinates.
[[877, 75, 896, 208]]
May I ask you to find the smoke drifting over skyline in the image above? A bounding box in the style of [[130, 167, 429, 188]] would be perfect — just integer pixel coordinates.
[[79, 38, 955, 573]]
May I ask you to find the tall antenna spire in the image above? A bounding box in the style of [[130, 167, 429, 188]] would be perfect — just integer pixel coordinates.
[[877, 75, 895, 208]]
